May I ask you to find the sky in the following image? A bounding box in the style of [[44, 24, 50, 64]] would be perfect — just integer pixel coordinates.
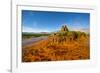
[[22, 10, 90, 33]]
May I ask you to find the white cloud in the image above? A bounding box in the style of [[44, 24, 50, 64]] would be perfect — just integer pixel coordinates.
[[22, 26, 50, 33], [69, 27, 90, 33]]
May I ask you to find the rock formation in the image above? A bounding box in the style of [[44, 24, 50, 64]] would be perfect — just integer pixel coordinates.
[[49, 24, 88, 43], [60, 25, 69, 32]]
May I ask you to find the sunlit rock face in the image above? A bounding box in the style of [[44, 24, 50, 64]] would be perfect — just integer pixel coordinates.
[[60, 25, 69, 32]]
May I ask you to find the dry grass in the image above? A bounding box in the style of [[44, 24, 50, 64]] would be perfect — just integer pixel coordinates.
[[22, 35, 90, 62]]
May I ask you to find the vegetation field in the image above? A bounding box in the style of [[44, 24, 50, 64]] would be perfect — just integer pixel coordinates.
[[22, 25, 90, 62], [22, 33, 50, 39]]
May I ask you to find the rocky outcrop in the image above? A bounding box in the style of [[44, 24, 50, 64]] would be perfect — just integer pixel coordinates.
[[49, 25, 88, 44], [60, 25, 69, 32]]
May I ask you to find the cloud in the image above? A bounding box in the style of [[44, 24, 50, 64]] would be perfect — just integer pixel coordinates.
[[22, 26, 50, 33], [69, 27, 90, 33]]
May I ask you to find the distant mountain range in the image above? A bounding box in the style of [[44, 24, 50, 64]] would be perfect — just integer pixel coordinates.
[[22, 32, 51, 34]]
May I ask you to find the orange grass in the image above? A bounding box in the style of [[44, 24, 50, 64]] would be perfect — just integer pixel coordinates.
[[22, 36, 89, 62]]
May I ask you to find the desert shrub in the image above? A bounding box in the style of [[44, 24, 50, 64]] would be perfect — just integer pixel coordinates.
[[58, 31, 68, 36], [66, 31, 75, 40], [76, 31, 87, 38], [76, 31, 81, 38]]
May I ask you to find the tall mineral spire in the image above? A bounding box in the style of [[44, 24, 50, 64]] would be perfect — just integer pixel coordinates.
[[60, 25, 69, 32]]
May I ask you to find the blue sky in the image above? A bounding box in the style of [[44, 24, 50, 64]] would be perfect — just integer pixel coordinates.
[[22, 10, 90, 33]]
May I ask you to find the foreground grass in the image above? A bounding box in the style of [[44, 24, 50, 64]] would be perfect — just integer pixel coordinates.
[[22, 34, 90, 62]]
